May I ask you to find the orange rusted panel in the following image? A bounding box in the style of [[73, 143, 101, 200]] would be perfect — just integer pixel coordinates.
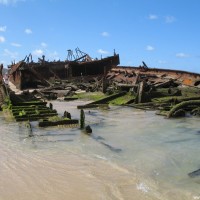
[[183, 78, 193, 85]]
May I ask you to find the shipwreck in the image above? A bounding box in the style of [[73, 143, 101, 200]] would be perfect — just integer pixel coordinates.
[[7, 47, 200, 93], [0, 47, 200, 120], [8, 48, 120, 90]]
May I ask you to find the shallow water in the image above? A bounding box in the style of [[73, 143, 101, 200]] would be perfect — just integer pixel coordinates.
[[0, 100, 200, 200]]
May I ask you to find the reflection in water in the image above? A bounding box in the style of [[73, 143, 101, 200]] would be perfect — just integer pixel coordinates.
[[0, 100, 200, 200]]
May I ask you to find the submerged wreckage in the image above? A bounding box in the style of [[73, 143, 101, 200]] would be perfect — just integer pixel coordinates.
[[0, 47, 200, 123], [1, 49, 200, 178]]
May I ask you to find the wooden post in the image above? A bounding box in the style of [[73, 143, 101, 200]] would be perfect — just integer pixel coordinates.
[[135, 81, 146, 104], [102, 76, 107, 93], [80, 109, 85, 129], [49, 103, 53, 110]]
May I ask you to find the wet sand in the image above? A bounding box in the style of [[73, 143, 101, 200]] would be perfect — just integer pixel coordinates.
[[0, 100, 200, 200]]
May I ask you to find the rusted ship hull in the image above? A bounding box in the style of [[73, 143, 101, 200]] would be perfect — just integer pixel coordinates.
[[9, 54, 120, 90], [7, 48, 200, 91], [107, 66, 200, 87]]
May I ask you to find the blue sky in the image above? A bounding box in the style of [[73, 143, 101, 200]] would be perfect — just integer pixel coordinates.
[[0, 0, 200, 73]]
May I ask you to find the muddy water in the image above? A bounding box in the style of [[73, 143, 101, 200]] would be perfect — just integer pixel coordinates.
[[0, 100, 200, 200]]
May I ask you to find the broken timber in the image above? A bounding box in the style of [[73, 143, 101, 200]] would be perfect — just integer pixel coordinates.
[[77, 91, 127, 109], [38, 119, 79, 127], [8, 93, 58, 122], [3, 91, 79, 127], [167, 100, 200, 118]]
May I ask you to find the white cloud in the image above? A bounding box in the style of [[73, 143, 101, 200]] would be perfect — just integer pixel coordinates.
[[32, 49, 44, 56], [41, 42, 47, 48], [146, 45, 155, 51], [25, 28, 32, 34], [97, 49, 109, 54], [148, 14, 158, 20], [11, 42, 21, 47], [0, 26, 6, 32], [3, 49, 18, 59], [158, 60, 167, 64], [165, 16, 175, 23], [176, 53, 189, 58], [0, 36, 5, 43], [0, 0, 25, 5], [101, 32, 109, 37], [48, 51, 59, 60]]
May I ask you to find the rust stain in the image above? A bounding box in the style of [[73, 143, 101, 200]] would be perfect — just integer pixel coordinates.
[[183, 78, 193, 85]]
